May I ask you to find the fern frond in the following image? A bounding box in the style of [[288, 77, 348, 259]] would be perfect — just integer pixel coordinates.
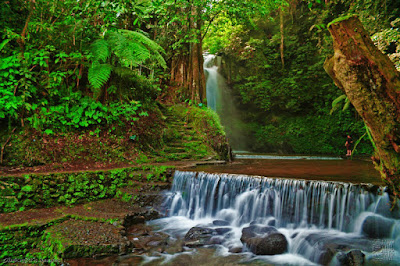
[[119, 29, 166, 68], [88, 63, 113, 89], [90, 39, 110, 63], [105, 31, 126, 48], [114, 67, 136, 78]]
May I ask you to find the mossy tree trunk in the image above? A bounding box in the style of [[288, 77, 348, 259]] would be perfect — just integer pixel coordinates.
[[324, 16, 400, 201]]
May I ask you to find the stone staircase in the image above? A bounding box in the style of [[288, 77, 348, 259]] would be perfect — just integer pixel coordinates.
[[158, 106, 217, 161]]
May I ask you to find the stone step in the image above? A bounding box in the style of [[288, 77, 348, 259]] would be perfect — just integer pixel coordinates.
[[164, 147, 187, 153]]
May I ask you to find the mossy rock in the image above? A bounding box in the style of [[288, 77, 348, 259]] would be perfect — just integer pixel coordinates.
[[43, 219, 125, 259]]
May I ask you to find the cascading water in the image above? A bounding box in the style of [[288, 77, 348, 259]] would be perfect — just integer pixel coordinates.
[[150, 171, 400, 265], [203, 54, 248, 151], [204, 54, 219, 111]]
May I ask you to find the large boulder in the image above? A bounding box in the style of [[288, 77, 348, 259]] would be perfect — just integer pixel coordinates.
[[245, 233, 288, 255], [374, 194, 400, 219], [240, 225, 287, 255], [240, 225, 278, 242], [361, 215, 395, 238], [184, 227, 217, 247]]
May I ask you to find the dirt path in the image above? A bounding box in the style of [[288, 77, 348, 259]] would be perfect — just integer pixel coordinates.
[[0, 160, 226, 177]]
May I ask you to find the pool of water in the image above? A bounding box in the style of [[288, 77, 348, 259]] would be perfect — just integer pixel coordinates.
[[194, 153, 382, 185]]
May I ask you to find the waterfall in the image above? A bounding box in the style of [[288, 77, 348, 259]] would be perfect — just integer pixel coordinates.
[[203, 54, 248, 150], [154, 171, 400, 265], [165, 171, 395, 231], [204, 54, 219, 111]]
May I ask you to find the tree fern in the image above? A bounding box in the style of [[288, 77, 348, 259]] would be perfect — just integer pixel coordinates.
[[119, 29, 166, 68], [88, 63, 112, 90], [88, 29, 166, 90], [90, 39, 110, 63]]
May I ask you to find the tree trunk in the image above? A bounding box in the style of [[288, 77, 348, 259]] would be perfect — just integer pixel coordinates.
[[169, 4, 206, 104], [279, 7, 284, 69], [324, 16, 400, 201]]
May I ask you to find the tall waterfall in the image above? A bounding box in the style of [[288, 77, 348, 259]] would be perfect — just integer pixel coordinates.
[[204, 54, 219, 111], [154, 171, 400, 265], [203, 54, 248, 150]]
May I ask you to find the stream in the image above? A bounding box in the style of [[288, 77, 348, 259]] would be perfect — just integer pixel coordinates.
[[67, 54, 400, 265], [142, 166, 400, 266]]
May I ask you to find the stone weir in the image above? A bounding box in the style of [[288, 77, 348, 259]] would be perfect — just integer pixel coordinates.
[[155, 171, 400, 265], [165, 171, 399, 231]]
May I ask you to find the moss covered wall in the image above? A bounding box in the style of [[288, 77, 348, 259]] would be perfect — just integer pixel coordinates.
[[0, 165, 174, 213]]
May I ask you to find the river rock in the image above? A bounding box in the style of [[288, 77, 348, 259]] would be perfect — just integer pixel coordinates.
[[336, 250, 365, 266], [213, 220, 230, 226], [374, 194, 400, 219], [240, 227, 257, 243], [245, 233, 288, 255], [184, 227, 217, 247], [240, 225, 278, 242], [240, 225, 287, 255], [209, 236, 224, 245], [361, 215, 395, 238], [215, 227, 231, 235], [229, 246, 243, 253]]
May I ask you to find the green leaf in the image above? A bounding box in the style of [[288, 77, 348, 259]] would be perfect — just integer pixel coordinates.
[[21, 185, 34, 192], [88, 64, 113, 89], [0, 39, 10, 51], [44, 129, 54, 135]]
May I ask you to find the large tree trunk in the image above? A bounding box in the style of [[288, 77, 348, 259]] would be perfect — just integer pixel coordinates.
[[170, 5, 206, 103], [324, 16, 400, 201], [170, 44, 205, 103]]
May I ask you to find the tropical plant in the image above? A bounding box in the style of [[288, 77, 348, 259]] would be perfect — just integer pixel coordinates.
[[88, 29, 166, 94], [330, 94, 351, 114]]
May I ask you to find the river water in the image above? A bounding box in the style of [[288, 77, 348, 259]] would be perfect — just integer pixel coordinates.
[[147, 164, 400, 265]]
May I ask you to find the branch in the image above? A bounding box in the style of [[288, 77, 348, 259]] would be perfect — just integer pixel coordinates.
[[201, 11, 222, 41]]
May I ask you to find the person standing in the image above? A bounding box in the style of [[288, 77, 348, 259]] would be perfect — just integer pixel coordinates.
[[345, 135, 353, 157]]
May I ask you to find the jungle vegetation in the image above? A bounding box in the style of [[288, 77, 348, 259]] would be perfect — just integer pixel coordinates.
[[1, 0, 399, 162]]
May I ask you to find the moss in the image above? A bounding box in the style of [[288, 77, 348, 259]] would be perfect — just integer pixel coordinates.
[[0, 165, 174, 213], [0, 216, 69, 263]]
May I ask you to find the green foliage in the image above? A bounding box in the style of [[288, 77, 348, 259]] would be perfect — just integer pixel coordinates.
[[372, 18, 400, 71], [202, 0, 400, 154], [88, 64, 113, 91], [88, 30, 166, 90], [330, 94, 351, 114], [0, 166, 174, 213], [0, 0, 166, 139], [22, 93, 143, 132]]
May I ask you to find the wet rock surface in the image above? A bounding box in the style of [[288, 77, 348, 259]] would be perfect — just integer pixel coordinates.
[[303, 232, 378, 265], [213, 220, 230, 226], [336, 250, 365, 266], [240, 225, 288, 255], [184, 227, 218, 247], [361, 214, 395, 238]]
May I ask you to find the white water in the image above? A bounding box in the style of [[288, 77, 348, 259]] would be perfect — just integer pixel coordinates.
[[203, 54, 249, 150], [204, 54, 219, 111], [149, 171, 400, 265]]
